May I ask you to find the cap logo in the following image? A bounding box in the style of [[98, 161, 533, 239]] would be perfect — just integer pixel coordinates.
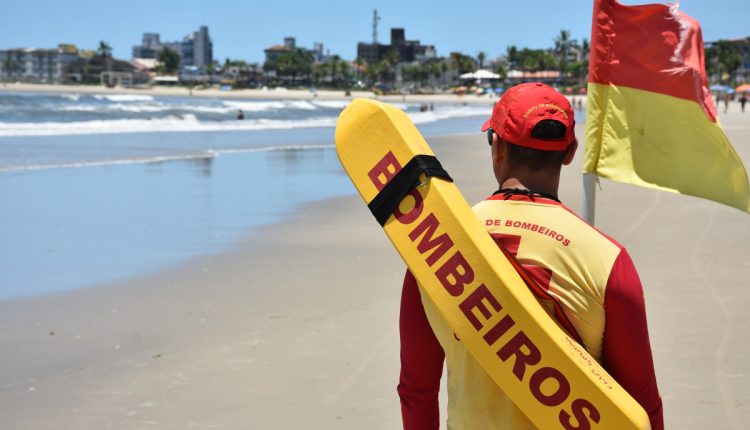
[[522, 103, 569, 120]]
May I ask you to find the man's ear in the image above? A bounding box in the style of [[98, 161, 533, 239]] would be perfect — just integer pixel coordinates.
[[491, 134, 504, 164], [562, 139, 578, 165]]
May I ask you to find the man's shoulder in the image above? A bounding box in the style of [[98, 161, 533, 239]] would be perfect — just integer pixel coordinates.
[[472, 197, 626, 253]]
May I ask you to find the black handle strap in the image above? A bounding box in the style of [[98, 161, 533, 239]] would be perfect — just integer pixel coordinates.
[[368, 155, 453, 226]]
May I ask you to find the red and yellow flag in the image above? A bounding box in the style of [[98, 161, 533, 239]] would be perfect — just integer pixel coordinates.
[[584, 0, 750, 212]]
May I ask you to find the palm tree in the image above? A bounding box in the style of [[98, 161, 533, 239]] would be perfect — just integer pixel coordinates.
[[439, 61, 448, 87], [365, 60, 381, 86], [554, 30, 573, 82], [276, 48, 314, 86], [717, 40, 742, 83], [706, 41, 741, 83], [424, 61, 441, 89], [477, 51, 487, 70], [312, 61, 329, 86], [96, 40, 114, 79], [581, 38, 590, 60], [381, 49, 400, 85], [575, 38, 591, 85], [449, 52, 475, 75], [157, 47, 181, 74], [96, 41, 113, 58], [353, 57, 364, 83], [329, 55, 342, 87], [506, 45, 519, 70], [493, 62, 507, 79]]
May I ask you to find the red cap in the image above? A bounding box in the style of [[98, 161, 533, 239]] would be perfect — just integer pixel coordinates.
[[481, 82, 576, 151]]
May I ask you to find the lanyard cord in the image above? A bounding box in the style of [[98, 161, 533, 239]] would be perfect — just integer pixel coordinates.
[[492, 188, 561, 203]]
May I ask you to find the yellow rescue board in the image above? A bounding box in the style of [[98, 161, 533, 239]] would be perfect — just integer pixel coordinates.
[[335, 98, 650, 430]]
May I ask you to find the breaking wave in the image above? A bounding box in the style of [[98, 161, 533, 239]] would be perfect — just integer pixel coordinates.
[[0, 104, 488, 137], [0, 115, 338, 137], [92, 94, 155, 102]]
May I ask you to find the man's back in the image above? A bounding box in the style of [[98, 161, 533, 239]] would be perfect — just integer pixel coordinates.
[[401, 193, 662, 429]]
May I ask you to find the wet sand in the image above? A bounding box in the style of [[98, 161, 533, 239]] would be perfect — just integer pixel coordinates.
[[0, 106, 749, 428]]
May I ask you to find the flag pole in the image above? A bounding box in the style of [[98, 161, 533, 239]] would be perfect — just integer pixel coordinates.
[[582, 173, 597, 226]]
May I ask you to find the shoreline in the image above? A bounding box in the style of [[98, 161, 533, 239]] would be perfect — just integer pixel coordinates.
[[0, 82, 504, 104], [0, 133, 480, 303]]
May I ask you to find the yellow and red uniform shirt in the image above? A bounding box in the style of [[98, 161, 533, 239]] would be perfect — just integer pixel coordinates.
[[398, 194, 663, 430]]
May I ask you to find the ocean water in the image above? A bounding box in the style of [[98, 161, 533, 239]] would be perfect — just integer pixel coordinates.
[[0, 91, 492, 171], [0, 91, 491, 300]]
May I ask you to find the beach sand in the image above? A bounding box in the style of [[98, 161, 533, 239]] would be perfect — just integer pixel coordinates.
[[1, 107, 749, 429]]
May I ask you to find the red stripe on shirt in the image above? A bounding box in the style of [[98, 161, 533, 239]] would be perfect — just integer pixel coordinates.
[[602, 249, 664, 430], [398, 270, 444, 430]]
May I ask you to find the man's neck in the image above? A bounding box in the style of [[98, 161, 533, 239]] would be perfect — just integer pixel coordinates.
[[498, 174, 560, 198]]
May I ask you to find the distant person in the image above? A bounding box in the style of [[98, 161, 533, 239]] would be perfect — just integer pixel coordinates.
[[723, 93, 729, 114], [397, 83, 663, 430], [740, 93, 747, 113], [237, 110, 244, 120]]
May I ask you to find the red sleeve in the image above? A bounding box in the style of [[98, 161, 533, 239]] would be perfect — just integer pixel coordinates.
[[397, 270, 445, 430], [602, 250, 664, 430]]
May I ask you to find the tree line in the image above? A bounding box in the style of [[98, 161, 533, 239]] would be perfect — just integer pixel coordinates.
[[254, 29, 592, 90], [706, 39, 748, 85], [80, 32, 746, 90]]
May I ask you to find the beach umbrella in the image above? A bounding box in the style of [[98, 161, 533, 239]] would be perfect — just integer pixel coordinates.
[[459, 69, 501, 80], [474, 69, 501, 79], [736, 84, 750, 93]]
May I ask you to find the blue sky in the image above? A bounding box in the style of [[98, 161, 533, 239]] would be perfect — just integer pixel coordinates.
[[1, 0, 748, 63]]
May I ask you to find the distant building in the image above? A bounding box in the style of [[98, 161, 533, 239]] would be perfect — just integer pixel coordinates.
[[130, 58, 159, 78], [131, 26, 213, 70], [186, 26, 212, 69], [0, 44, 79, 83], [357, 28, 436, 64], [311, 42, 326, 63], [177, 66, 210, 83], [64, 54, 147, 86], [221, 63, 264, 88], [564, 44, 586, 63], [357, 42, 390, 64], [263, 37, 330, 64], [264, 37, 294, 64], [132, 33, 162, 59]]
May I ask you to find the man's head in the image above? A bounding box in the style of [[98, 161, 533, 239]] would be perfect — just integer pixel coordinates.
[[481, 83, 577, 185], [482, 82, 576, 151]]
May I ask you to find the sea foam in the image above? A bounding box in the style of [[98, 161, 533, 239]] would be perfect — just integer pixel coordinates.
[[93, 94, 155, 102], [0, 115, 339, 137]]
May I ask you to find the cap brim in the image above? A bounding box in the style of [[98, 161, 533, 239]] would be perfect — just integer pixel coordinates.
[[481, 118, 492, 132]]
